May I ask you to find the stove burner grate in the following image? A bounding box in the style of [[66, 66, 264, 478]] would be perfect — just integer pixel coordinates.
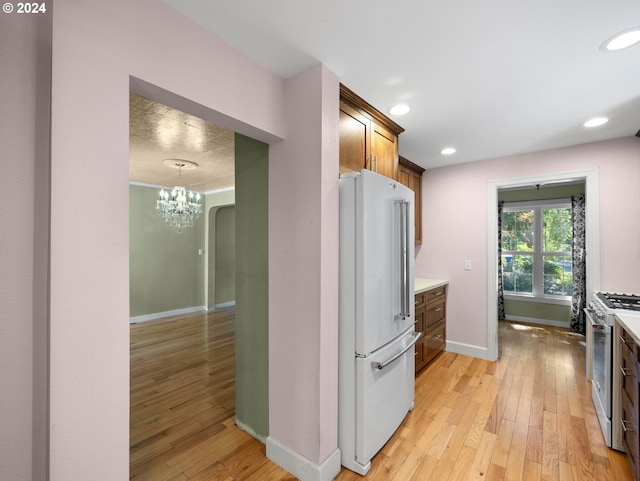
[[596, 292, 640, 311]]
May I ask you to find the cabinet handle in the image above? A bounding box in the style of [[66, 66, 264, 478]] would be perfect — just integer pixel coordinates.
[[433, 334, 442, 341], [619, 334, 633, 347], [621, 418, 635, 433], [435, 307, 442, 312], [620, 366, 634, 377]]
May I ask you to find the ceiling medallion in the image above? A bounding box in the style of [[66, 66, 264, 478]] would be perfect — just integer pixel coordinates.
[[156, 159, 202, 232]]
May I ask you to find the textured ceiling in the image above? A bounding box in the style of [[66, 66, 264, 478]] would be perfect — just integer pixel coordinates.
[[129, 93, 235, 193]]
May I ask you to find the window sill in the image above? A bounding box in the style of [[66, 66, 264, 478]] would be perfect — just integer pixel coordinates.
[[504, 293, 572, 306]]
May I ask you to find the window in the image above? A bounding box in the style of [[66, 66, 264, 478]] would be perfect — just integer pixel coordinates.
[[501, 200, 572, 301]]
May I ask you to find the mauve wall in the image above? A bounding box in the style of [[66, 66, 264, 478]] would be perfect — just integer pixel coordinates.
[[0, 11, 51, 481], [415, 136, 640, 351], [269, 64, 340, 465], [48, 0, 340, 479]]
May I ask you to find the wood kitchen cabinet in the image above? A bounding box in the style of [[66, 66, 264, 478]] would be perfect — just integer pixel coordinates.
[[339, 84, 404, 180], [617, 319, 640, 480], [415, 285, 447, 373], [398, 156, 425, 245]]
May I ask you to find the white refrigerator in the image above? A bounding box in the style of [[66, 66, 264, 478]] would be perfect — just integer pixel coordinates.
[[338, 169, 420, 475]]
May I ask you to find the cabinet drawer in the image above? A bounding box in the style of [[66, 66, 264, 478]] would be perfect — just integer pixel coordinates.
[[414, 306, 425, 333], [621, 341, 637, 407], [425, 286, 446, 303], [621, 392, 639, 476], [426, 300, 445, 329], [414, 337, 425, 370], [415, 292, 426, 309], [621, 327, 636, 355], [425, 324, 445, 362]]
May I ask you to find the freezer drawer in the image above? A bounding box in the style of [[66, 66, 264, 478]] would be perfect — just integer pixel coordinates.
[[354, 331, 417, 467]]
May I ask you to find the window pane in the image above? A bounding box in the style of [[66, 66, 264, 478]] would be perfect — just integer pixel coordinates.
[[543, 208, 572, 252], [502, 210, 534, 252], [502, 255, 532, 293], [543, 255, 572, 296]]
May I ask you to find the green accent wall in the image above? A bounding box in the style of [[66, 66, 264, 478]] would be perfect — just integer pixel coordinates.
[[234, 133, 269, 438], [504, 299, 570, 322], [499, 183, 584, 324], [211, 205, 236, 306], [129, 184, 205, 317]]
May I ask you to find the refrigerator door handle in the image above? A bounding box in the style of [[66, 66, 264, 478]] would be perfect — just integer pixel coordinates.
[[395, 199, 411, 320], [372, 332, 422, 370]]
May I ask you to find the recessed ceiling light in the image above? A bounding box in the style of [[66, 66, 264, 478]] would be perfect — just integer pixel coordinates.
[[584, 117, 608, 128], [600, 27, 640, 51], [389, 104, 410, 116], [441, 147, 456, 155]]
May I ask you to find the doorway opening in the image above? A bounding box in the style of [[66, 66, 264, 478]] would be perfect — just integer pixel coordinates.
[[487, 169, 600, 361], [128, 81, 270, 478]]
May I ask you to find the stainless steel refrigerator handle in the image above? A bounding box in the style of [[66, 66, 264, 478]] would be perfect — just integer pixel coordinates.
[[373, 332, 422, 370], [395, 199, 411, 320]]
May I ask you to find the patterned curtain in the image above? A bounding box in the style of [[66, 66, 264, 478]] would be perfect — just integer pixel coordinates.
[[570, 194, 587, 334], [497, 201, 505, 320]]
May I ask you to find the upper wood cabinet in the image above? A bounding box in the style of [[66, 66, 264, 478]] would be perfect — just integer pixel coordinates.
[[398, 156, 425, 245], [339, 84, 404, 179]]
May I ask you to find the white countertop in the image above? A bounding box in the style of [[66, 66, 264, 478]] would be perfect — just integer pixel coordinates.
[[615, 312, 640, 345], [415, 278, 448, 295]]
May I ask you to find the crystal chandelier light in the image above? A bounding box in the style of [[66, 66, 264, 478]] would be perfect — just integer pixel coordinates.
[[156, 159, 202, 232]]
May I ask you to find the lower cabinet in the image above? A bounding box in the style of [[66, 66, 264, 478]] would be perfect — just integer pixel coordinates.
[[617, 319, 640, 480], [415, 285, 447, 373]]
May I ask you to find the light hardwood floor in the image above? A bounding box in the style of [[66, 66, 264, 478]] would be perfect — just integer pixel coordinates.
[[130, 310, 634, 481]]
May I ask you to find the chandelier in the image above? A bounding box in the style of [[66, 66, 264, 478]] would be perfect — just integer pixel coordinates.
[[156, 159, 202, 232]]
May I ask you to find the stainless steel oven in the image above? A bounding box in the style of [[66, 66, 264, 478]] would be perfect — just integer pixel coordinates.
[[586, 303, 612, 446]]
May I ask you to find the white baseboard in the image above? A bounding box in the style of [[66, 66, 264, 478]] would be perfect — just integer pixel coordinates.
[[207, 301, 236, 310], [504, 315, 570, 328], [129, 305, 207, 324], [235, 417, 267, 443], [446, 340, 490, 360], [266, 436, 341, 481]]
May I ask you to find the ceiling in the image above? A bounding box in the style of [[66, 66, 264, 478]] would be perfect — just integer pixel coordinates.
[[129, 93, 235, 192], [132, 0, 640, 191]]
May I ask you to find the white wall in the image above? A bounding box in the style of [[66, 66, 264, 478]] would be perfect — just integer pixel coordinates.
[[415, 136, 640, 354]]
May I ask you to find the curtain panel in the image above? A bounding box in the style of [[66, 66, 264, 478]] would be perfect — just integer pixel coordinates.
[[570, 194, 587, 334], [497, 201, 505, 320]]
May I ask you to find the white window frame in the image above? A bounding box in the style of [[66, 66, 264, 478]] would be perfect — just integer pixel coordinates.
[[502, 199, 572, 306]]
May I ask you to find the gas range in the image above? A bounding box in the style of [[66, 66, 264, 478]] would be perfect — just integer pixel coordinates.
[[587, 290, 640, 451]]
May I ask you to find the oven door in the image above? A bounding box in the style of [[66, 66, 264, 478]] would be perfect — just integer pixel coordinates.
[[586, 307, 612, 446]]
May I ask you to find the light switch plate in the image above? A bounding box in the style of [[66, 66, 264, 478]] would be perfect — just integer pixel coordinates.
[[464, 260, 472, 271]]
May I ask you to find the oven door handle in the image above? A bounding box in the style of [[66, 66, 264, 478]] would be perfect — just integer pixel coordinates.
[[585, 307, 609, 331]]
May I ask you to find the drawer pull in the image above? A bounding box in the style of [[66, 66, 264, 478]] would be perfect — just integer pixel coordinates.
[[619, 334, 633, 347], [620, 366, 634, 377], [433, 334, 442, 341], [621, 418, 635, 433], [435, 307, 442, 312]]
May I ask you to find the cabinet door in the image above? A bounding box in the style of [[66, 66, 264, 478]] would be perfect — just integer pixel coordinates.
[[339, 103, 370, 175], [398, 158, 424, 244], [371, 122, 398, 180]]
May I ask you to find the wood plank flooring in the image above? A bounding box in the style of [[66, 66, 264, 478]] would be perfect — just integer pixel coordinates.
[[130, 312, 634, 481]]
